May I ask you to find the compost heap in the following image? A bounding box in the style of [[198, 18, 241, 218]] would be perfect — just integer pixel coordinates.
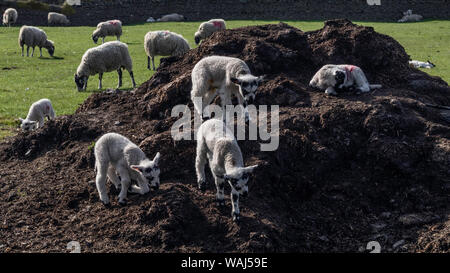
[[0, 19, 449, 252]]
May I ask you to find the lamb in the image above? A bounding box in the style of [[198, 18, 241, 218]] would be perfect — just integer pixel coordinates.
[[92, 20, 122, 44], [94, 133, 161, 205], [74, 41, 136, 91], [196, 118, 258, 222], [144, 30, 190, 70], [48, 12, 70, 26], [2, 8, 18, 27], [190, 55, 264, 121], [398, 10, 423, 23], [409, 60, 435, 69], [194, 19, 226, 44], [18, 26, 55, 57], [309, 64, 382, 95], [157, 13, 186, 22], [19, 98, 55, 131]]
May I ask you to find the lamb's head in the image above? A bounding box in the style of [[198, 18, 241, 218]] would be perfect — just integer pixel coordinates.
[[130, 152, 161, 190], [19, 118, 37, 131], [194, 31, 201, 44], [45, 40, 55, 57], [334, 69, 346, 88], [224, 165, 258, 197], [74, 74, 88, 91], [230, 74, 264, 106], [92, 29, 100, 44]]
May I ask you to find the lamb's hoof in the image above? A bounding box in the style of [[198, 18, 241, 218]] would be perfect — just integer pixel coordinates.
[[102, 201, 111, 208], [232, 213, 240, 224], [198, 182, 206, 192], [216, 199, 225, 207], [118, 199, 127, 206]]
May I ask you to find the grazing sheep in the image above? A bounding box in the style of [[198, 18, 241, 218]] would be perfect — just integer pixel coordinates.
[[157, 13, 185, 22], [309, 64, 382, 95], [196, 118, 258, 222], [74, 41, 136, 91], [48, 12, 70, 25], [18, 26, 55, 57], [19, 98, 55, 131], [94, 132, 161, 205], [398, 10, 423, 22], [2, 8, 18, 27], [144, 30, 190, 70], [92, 20, 122, 44], [194, 19, 226, 44], [409, 60, 435, 69], [191, 55, 264, 121]]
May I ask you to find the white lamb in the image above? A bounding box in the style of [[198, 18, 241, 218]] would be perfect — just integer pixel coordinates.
[[398, 10, 423, 22], [2, 8, 18, 27], [194, 19, 226, 44], [409, 60, 435, 69], [191, 55, 264, 121], [157, 13, 186, 22], [94, 133, 161, 205], [48, 12, 70, 25], [19, 98, 55, 131], [144, 30, 190, 70], [196, 118, 258, 222], [18, 26, 55, 57], [74, 41, 136, 91], [92, 19, 122, 44]]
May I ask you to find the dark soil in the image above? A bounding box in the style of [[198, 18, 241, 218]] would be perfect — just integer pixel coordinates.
[[0, 19, 449, 253]]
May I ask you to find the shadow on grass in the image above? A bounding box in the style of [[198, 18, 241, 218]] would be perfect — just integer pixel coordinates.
[[39, 56, 64, 60]]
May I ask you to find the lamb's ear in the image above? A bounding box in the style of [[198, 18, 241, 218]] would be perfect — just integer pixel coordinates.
[[130, 165, 144, 173], [230, 77, 240, 85], [153, 152, 161, 165], [243, 165, 258, 174]]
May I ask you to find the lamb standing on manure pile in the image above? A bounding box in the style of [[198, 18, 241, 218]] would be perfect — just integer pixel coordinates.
[[18, 26, 55, 57], [309, 64, 382, 95], [196, 119, 258, 222], [191, 56, 264, 121], [94, 133, 161, 205], [194, 19, 226, 44], [48, 12, 70, 26], [74, 41, 136, 91], [157, 13, 186, 22], [19, 98, 55, 131], [92, 20, 122, 44], [144, 30, 190, 71], [2, 8, 18, 27]]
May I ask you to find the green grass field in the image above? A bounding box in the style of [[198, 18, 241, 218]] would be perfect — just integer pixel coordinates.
[[0, 20, 449, 138]]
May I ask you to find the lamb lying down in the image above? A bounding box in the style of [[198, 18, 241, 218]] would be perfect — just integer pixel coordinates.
[[309, 64, 382, 95], [94, 133, 161, 205], [19, 98, 55, 131], [409, 60, 435, 69]]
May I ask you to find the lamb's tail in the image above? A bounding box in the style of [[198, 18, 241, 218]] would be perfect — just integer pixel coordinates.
[[370, 84, 382, 89]]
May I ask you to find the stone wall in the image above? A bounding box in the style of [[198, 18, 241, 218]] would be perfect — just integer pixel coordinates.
[[1, 0, 449, 26]]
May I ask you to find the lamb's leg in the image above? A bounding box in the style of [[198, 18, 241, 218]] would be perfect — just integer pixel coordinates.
[[191, 78, 211, 118], [147, 56, 150, 70], [353, 69, 371, 93], [117, 69, 122, 88], [95, 162, 110, 205], [107, 166, 121, 191], [128, 70, 136, 88], [102, 37, 105, 44], [201, 90, 218, 120], [98, 73, 103, 89], [39, 47, 42, 57], [212, 168, 225, 206], [152, 56, 156, 71], [325, 86, 337, 95], [235, 91, 249, 122], [116, 166, 131, 205], [230, 190, 240, 223], [195, 137, 208, 192], [219, 87, 232, 121], [26, 46, 30, 57], [21, 46, 24, 57], [31, 47, 35, 57]]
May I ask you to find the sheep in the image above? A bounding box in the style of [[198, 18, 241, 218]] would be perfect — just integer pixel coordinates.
[[398, 10, 423, 23], [48, 12, 70, 26], [144, 30, 190, 70], [2, 8, 18, 27], [19, 98, 55, 131], [92, 20, 122, 44], [194, 19, 226, 44], [157, 13, 186, 22], [190, 55, 264, 121], [409, 60, 435, 69], [94, 132, 161, 205], [74, 41, 136, 91], [196, 118, 258, 222], [309, 64, 382, 95], [18, 26, 55, 57]]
